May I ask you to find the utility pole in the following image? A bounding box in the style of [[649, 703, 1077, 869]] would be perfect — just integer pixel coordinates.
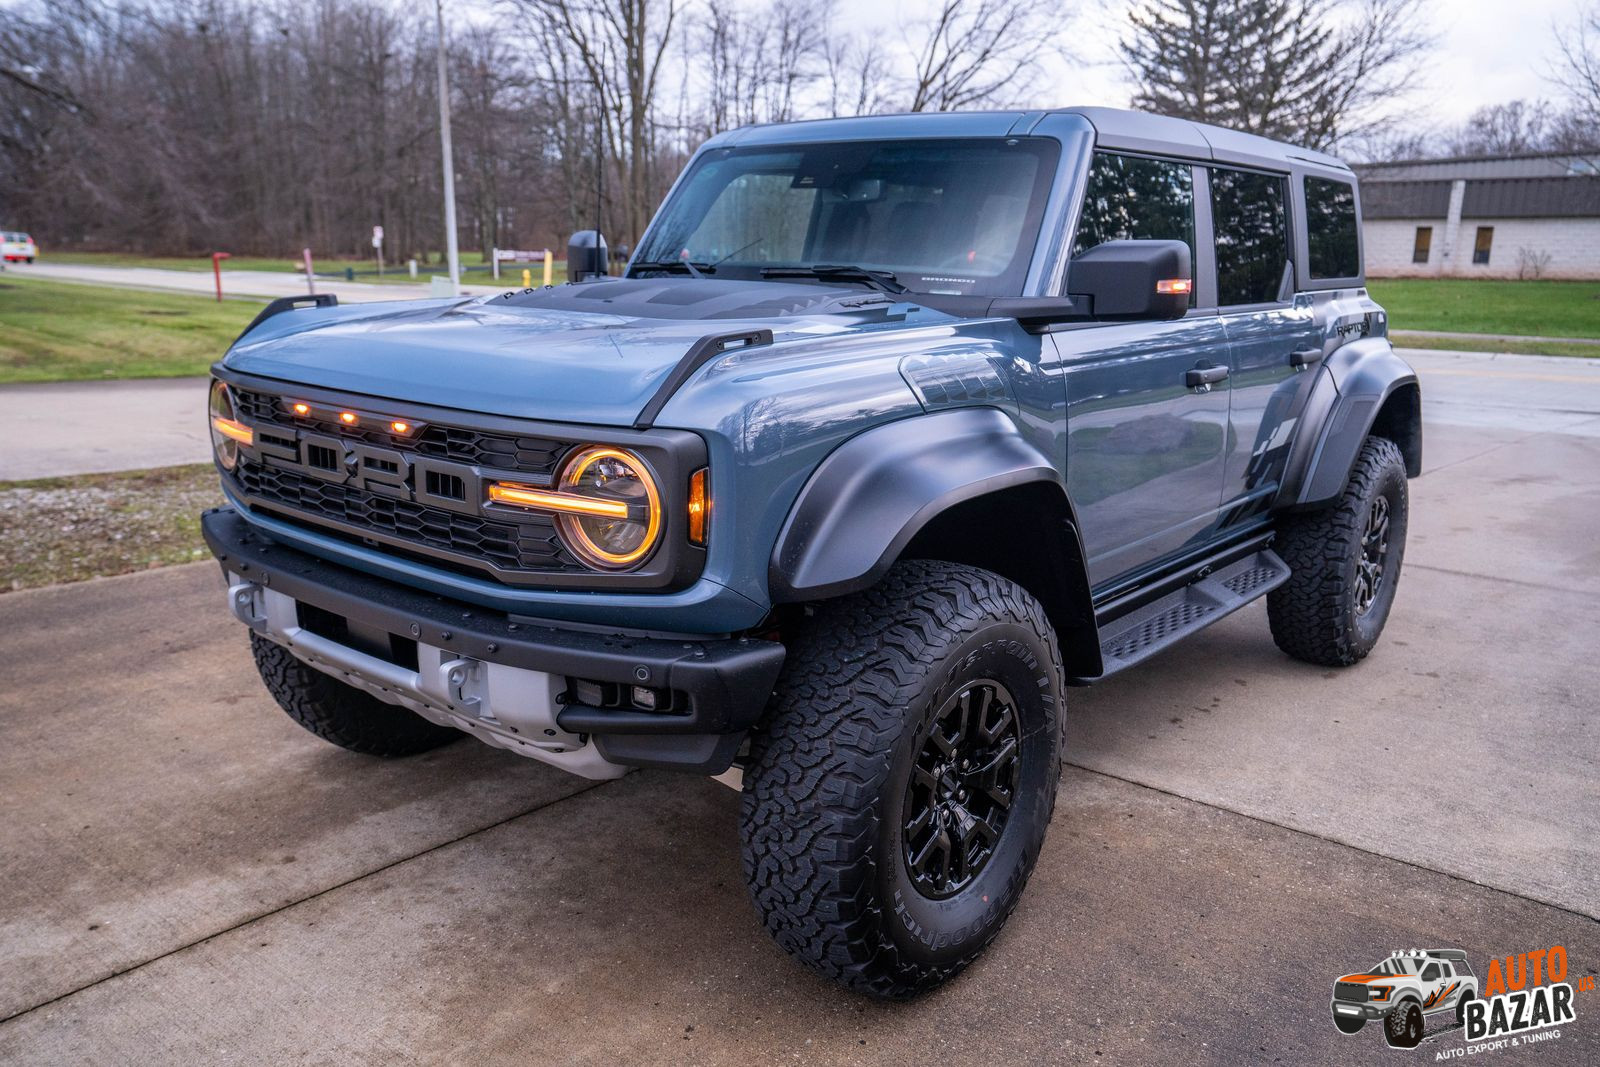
[[435, 0, 461, 293]]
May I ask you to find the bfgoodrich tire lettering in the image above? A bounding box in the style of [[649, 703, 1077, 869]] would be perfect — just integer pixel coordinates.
[[739, 560, 1064, 998], [1269, 436, 1408, 667], [250, 632, 460, 756]]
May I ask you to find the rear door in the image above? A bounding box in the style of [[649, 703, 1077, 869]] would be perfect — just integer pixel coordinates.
[[1208, 167, 1322, 525], [1053, 151, 1230, 587]]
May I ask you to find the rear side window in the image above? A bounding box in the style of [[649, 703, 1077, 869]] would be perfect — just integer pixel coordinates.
[[1211, 168, 1290, 305], [1072, 153, 1196, 302], [1305, 177, 1359, 279]]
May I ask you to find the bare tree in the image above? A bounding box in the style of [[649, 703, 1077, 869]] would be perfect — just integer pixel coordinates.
[[698, 0, 827, 134], [904, 0, 1070, 112], [1122, 0, 1432, 151], [507, 0, 683, 246]]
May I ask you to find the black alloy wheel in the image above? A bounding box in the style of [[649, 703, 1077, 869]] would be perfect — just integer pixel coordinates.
[[1354, 494, 1391, 616], [902, 679, 1022, 899]]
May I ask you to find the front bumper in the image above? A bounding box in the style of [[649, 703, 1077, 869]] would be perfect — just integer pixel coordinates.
[[202, 507, 786, 777], [1331, 1000, 1389, 1020]]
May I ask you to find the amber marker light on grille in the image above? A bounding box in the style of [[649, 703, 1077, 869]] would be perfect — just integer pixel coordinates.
[[389, 420, 411, 434], [211, 416, 254, 446], [687, 468, 709, 545], [291, 402, 311, 416], [487, 483, 632, 519], [339, 411, 359, 425], [1156, 278, 1192, 295]]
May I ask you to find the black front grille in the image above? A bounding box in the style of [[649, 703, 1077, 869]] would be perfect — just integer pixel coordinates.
[[233, 461, 582, 575], [233, 388, 568, 474], [1335, 982, 1371, 1003]]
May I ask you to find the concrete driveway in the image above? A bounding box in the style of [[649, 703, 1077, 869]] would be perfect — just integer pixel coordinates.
[[1, 352, 1598, 1064]]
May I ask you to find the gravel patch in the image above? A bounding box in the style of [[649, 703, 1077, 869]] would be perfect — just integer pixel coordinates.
[[0, 464, 223, 592]]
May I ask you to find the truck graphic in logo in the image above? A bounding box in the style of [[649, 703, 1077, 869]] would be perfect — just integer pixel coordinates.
[[1330, 948, 1479, 1049]]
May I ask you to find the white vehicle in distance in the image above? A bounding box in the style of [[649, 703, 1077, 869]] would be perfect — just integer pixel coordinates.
[[2, 232, 38, 263]]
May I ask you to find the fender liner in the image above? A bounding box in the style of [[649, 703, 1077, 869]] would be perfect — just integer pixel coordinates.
[[769, 407, 1076, 602], [1287, 338, 1421, 510]]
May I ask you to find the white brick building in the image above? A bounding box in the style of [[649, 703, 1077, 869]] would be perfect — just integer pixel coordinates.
[[1354, 153, 1600, 279]]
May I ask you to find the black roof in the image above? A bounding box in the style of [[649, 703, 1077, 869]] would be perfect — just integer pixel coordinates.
[[1462, 176, 1600, 218], [1362, 181, 1454, 219]]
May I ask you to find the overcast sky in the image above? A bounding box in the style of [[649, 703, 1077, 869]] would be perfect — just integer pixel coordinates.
[[843, 0, 1585, 130]]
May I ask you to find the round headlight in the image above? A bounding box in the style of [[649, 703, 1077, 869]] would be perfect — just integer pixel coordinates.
[[209, 380, 242, 471], [555, 446, 662, 569]]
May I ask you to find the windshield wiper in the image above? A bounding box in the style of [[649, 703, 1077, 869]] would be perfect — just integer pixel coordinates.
[[630, 259, 715, 278], [760, 264, 907, 294]]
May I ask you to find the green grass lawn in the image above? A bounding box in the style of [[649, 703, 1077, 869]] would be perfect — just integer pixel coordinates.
[[0, 275, 262, 383], [1366, 279, 1600, 339]]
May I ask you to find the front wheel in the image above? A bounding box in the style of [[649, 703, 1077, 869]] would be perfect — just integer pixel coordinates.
[[739, 560, 1065, 998], [1269, 436, 1409, 667], [1385, 1002, 1424, 1049]]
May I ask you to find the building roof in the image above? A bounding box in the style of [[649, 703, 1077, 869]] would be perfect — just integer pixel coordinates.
[[1362, 180, 1454, 219], [1461, 176, 1600, 218]]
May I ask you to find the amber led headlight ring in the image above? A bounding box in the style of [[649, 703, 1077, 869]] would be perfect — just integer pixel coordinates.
[[489, 445, 663, 570]]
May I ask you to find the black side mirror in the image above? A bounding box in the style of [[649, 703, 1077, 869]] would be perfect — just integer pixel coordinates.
[[1069, 239, 1192, 321], [567, 230, 608, 282]]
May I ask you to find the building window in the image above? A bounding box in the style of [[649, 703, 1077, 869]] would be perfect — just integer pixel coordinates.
[[1473, 226, 1494, 265], [1412, 226, 1432, 264]]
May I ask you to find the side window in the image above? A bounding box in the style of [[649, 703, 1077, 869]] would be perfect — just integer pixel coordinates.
[[1211, 168, 1290, 305], [1072, 152, 1196, 302], [1440, 963, 1453, 978], [1304, 177, 1359, 279], [1421, 963, 1440, 982], [1413, 226, 1432, 264], [1474, 226, 1494, 265]]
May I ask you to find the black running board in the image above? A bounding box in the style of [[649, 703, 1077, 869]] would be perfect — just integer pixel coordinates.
[[1084, 549, 1291, 681]]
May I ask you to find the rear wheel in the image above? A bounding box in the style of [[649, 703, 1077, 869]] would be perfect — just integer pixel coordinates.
[[739, 560, 1065, 998], [1269, 436, 1408, 667], [250, 632, 459, 756]]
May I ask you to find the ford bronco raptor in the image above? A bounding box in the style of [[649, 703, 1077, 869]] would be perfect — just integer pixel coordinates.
[[1332, 950, 1478, 1048], [203, 108, 1420, 998]]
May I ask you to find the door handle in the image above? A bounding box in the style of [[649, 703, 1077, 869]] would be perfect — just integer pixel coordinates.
[[1290, 347, 1324, 368], [1185, 365, 1230, 389]]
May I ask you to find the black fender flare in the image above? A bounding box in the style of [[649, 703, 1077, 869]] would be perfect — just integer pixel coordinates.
[[769, 407, 1083, 602], [1285, 338, 1421, 510]]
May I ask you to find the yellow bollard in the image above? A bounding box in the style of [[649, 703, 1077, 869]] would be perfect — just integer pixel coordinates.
[[522, 268, 532, 289], [543, 250, 553, 287]]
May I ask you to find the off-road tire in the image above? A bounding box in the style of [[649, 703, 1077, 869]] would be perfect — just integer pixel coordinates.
[[1268, 435, 1408, 667], [739, 560, 1065, 998], [250, 632, 459, 756], [1385, 1001, 1424, 1049], [1332, 1012, 1366, 1034]]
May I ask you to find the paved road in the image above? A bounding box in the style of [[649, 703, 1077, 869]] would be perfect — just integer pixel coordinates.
[[5, 347, 1600, 481], [0, 378, 210, 480], [1, 352, 1598, 1064], [7, 259, 513, 303]]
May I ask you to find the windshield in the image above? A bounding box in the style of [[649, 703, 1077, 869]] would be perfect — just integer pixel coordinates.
[[1367, 958, 1413, 976], [633, 138, 1060, 297]]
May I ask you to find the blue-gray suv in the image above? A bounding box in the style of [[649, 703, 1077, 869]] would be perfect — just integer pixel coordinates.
[[203, 107, 1421, 998]]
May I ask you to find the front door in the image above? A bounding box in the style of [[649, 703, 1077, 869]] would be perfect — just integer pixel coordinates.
[[1056, 151, 1230, 587], [1055, 318, 1231, 586]]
